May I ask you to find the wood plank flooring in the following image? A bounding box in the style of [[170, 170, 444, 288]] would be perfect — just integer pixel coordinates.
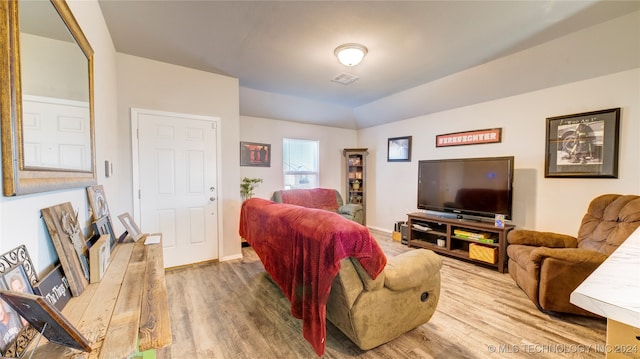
[[156, 230, 606, 359]]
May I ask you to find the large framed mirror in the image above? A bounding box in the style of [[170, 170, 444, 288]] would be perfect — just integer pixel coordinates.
[[1, 0, 96, 196]]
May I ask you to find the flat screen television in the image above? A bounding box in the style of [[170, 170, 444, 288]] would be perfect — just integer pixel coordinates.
[[417, 156, 514, 220]]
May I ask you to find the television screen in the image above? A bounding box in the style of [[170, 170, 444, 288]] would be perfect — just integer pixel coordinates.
[[417, 156, 514, 220]]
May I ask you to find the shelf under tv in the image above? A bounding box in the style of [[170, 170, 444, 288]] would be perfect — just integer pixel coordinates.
[[407, 212, 515, 273]]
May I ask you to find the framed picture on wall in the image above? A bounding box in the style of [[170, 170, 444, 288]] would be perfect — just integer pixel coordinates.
[[545, 108, 620, 178], [387, 136, 412, 162], [240, 141, 271, 167]]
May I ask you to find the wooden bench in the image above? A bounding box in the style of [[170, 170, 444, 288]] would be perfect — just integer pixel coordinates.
[[29, 237, 171, 358]]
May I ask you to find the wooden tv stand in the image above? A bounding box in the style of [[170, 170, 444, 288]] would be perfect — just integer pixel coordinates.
[[29, 236, 171, 358], [407, 213, 514, 273]]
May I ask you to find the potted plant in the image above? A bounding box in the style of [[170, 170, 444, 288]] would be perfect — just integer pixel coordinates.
[[240, 177, 263, 201]]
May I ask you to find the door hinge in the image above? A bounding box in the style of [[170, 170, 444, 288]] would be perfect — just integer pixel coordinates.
[[138, 189, 141, 199]]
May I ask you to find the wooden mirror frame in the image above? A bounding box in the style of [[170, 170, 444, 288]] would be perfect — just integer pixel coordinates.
[[1, 0, 96, 196]]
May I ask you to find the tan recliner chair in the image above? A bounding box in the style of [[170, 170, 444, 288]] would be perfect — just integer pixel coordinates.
[[507, 194, 640, 316], [327, 249, 442, 350]]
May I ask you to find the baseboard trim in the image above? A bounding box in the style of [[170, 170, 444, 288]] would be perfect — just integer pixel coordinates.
[[367, 225, 392, 234], [221, 253, 243, 261]]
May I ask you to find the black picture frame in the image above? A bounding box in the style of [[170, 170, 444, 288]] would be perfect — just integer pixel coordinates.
[[92, 215, 116, 251], [33, 264, 71, 312], [387, 136, 412, 162], [0, 291, 92, 352], [545, 108, 620, 178], [240, 141, 271, 167]]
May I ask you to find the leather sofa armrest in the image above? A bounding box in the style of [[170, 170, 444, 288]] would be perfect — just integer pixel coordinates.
[[532, 247, 608, 314], [530, 247, 608, 265], [507, 229, 578, 248], [383, 249, 442, 291]]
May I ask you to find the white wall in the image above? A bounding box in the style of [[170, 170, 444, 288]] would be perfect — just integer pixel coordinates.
[[240, 116, 357, 200], [21, 34, 89, 101], [115, 53, 242, 260], [0, 0, 120, 275], [359, 69, 640, 236]]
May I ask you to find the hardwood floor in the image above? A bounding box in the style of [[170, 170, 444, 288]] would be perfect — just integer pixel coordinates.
[[156, 230, 606, 358]]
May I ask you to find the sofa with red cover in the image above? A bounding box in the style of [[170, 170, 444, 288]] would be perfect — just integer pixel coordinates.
[[240, 197, 441, 355], [271, 188, 364, 224]]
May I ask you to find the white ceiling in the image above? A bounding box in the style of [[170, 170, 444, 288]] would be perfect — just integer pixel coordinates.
[[97, 1, 640, 129]]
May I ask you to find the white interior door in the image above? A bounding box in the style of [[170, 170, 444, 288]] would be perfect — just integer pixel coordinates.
[[132, 109, 220, 268]]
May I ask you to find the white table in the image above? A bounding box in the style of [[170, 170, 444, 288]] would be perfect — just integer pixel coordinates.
[[571, 226, 640, 358]]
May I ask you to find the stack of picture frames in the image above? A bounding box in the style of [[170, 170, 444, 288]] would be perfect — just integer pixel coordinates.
[[0, 245, 90, 357], [0, 245, 39, 357], [0, 246, 88, 357], [41, 186, 118, 298], [0, 233, 90, 357], [86, 185, 117, 283], [0, 244, 91, 357], [0, 186, 121, 356]]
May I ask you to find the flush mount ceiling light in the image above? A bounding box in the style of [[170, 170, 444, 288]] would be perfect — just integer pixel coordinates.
[[334, 43, 368, 66]]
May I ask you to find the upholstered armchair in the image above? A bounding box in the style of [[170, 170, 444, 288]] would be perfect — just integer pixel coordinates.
[[327, 249, 442, 350], [507, 194, 640, 316]]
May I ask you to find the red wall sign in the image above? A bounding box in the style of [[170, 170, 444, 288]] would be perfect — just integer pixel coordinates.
[[436, 128, 502, 147]]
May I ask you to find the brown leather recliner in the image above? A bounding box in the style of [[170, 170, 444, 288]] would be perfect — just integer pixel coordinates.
[[507, 194, 640, 316]]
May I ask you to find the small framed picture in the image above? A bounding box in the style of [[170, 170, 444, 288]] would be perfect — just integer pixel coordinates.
[[3, 265, 34, 327], [0, 280, 24, 353], [92, 215, 116, 251], [86, 185, 111, 220], [240, 141, 271, 167], [3, 265, 33, 296], [118, 213, 144, 241], [545, 108, 620, 178], [387, 136, 412, 162], [89, 235, 111, 283]]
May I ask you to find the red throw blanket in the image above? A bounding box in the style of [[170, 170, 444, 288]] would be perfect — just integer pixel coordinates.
[[239, 198, 386, 356], [280, 188, 340, 212]]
